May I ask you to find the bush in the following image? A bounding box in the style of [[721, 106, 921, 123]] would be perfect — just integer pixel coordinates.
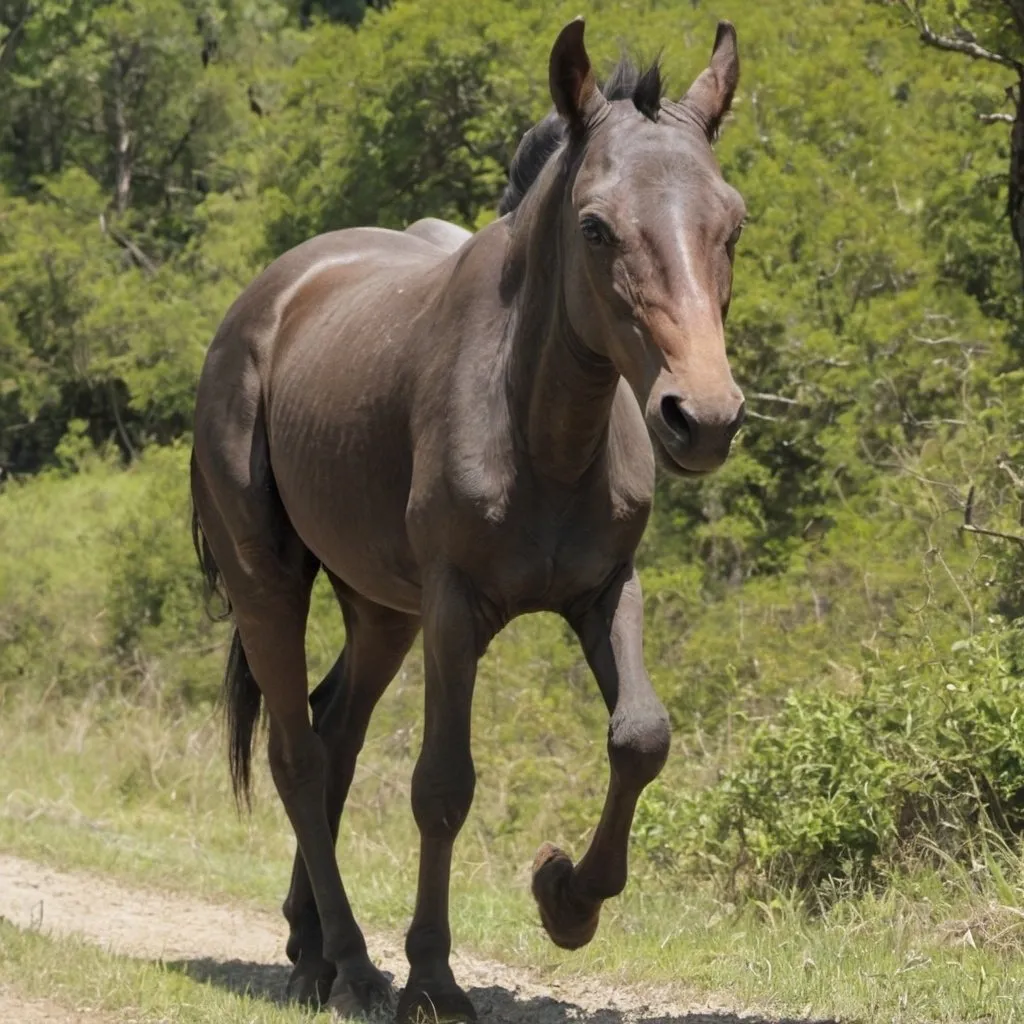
[[635, 625, 1024, 894], [106, 445, 206, 655]]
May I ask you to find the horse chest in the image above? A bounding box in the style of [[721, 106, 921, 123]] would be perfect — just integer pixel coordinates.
[[459, 503, 636, 613]]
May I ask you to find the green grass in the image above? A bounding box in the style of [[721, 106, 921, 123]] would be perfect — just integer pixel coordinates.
[[5, 448, 1024, 1023], [0, 922, 331, 1024], [3, 694, 1024, 1023]]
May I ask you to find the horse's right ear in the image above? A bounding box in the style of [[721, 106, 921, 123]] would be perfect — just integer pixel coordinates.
[[681, 21, 739, 141], [549, 18, 607, 131]]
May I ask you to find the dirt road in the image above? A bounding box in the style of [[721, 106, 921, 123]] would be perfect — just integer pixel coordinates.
[[0, 854, 809, 1024]]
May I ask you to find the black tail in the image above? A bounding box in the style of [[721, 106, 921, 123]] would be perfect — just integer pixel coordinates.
[[190, 449, 262, 809], [190, 451, 232, 623], [224, 627, 262, 808]]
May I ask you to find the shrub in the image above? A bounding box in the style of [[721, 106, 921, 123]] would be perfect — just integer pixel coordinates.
[[635, 625, 1024, 894], [104, 444, 225, 701]]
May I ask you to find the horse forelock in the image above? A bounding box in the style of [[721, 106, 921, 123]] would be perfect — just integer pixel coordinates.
[[498, 54, 665, 217]]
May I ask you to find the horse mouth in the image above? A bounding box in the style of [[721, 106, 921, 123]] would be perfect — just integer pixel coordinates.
[[650, 432, 713, 478]]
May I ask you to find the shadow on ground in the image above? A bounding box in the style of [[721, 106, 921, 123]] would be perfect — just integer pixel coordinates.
[[169, 957, 839, 1024]]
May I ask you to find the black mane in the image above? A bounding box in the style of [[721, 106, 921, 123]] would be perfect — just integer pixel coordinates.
[[498, 55, 664, 217]]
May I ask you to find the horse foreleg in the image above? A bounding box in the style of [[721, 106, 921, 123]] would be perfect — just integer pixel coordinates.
[[533, 567, 670, 949], [397, 570, 487, 1024]]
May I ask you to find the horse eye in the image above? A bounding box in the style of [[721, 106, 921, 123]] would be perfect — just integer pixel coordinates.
[[726, 221, 744, 253], [581, 215, 612, 246]]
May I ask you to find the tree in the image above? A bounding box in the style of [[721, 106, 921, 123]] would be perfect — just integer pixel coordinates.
[[887, 1, 1024, 284]]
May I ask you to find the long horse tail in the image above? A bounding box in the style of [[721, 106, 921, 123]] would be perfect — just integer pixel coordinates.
[[223, 628, 261, 808], [190, 448, 261, 809]]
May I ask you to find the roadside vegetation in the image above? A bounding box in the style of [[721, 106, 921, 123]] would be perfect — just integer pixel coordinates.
[[3, 0, 1024, 1020]]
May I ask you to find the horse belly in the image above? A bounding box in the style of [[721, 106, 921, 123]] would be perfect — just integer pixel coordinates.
[[274, 438, 422, 612], [268, 334, 423, 614]]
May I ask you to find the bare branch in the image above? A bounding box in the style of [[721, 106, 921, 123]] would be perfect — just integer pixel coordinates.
[[749, 391, 801, 406], [961, 483, 1024, 547], [979, 111, 1016, 123], [107, 382, 137, 462], [997, 456, 1024, 491], [161, 114, 200, 173], [98, 212, 158, 275], [897, 0, 1023, 71], [961, 521, 1024, 546], [911, 332, 988, 349]]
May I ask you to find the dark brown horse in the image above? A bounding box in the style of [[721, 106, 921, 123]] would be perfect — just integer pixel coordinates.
[[190, 18, 745, 1023]]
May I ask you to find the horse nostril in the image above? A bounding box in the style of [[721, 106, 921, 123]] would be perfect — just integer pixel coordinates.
[[726, 401, 746, 441], [659, 394, 695, 447]]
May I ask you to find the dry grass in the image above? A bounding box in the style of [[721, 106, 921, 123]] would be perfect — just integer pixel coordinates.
[[2, 692, 1024, 1022]]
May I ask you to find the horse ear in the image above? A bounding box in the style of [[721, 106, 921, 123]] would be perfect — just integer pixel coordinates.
[[549, 18, 607, 130], [681, 20, 739, 141]]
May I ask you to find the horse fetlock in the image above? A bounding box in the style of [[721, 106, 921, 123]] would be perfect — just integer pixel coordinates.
[[531, 842, 602, 950], [608, 704, 671, 788], [283, 899, 321, 960]]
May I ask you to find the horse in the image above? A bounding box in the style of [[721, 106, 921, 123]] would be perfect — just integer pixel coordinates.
[[404, 216, 473, 251], [190, 17, 746, 1022]]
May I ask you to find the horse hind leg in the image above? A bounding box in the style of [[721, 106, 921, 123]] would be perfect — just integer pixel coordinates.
[[191, 447, 393, 1016], [283, 582, 419, 1006]]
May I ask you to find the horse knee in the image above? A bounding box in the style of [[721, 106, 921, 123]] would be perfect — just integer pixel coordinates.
[[410, 754, 476, 841], [608, 701, 670, 789]]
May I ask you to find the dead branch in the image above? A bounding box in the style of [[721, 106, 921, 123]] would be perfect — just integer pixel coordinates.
[[980, 111, 1016, 123], [911, 332, 987, 349], [749, 391, 800, 406], [997, 456, 1024, 491], [897, 0, 1024, 71], [98, 212, 158, 275], [161, 114, 200, 173], [961, 484, 1024, 547], [107, 381, 137, 462]]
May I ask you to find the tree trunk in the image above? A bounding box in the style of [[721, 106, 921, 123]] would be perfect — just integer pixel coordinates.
[[1011, 76, 1024, 287], [105, 46, 137, 216], [113, 90, 132, 215]]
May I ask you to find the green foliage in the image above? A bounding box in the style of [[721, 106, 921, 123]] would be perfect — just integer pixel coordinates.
[[105, 445, 207, 654], [636, 625, 1024, 893], [3, 0, 1024, 908], [0, 444, 220, 702]]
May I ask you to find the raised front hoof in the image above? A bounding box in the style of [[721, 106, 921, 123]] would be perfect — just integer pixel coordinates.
[[326, 960, 396, 1020], [531, 842, 601, 951], [396, 978, 477, 1023], [286, 955, 336, 1008]]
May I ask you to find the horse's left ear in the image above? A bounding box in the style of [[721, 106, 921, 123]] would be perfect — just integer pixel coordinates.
[[681, 20, 739, 141], [549, 18, 608, 132]]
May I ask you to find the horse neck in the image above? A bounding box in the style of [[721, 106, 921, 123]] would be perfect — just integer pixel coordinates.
[[501, 155, 620, 484]]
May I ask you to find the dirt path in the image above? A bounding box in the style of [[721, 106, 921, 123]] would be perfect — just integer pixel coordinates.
[[0, 854, 806, 1024], [0, 986, 113, 1024]]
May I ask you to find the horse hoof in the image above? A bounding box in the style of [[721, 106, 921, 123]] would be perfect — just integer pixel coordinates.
[[325, 958, 396, 1019], [286, 956, 336, 1007], [531, 841, 601, 950], [397, 978, 477, 1023]]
